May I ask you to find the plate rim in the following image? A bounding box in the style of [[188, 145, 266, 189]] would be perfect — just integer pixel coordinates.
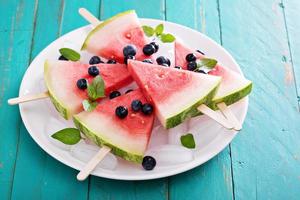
[[19, 18, 248, 180]]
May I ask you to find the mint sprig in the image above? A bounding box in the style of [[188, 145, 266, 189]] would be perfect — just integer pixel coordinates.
[[196, 58, 217, 70], [180, 133, 196, 149], [82, 99, 98, 112], [51, 128, 81, 145], [87, 75, 105, 101], [59, 48, 80, 61], [142, 24, 175, 43]]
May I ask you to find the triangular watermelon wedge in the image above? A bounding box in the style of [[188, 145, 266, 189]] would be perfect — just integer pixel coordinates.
[[82, 10, 150, 63], [44, 60, 132, 119], [175, 41, 252, 109], [128, 60, 221, 129], [73, 89, 154, 163]]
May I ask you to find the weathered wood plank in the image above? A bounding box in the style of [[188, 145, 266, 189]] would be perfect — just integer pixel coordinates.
[[88, 1, 167, 199], [282, 0, 300, 109], [10, 1, 100, 199], [0, 0, 37, 199], [166, 1, 233, 199], [219, 0, 300, 199]]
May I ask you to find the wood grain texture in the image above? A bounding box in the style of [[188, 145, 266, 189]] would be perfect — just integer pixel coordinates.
[[88, 1, 168, 199], [10, 1, 100, 199], [219, 0, 300, 199], [0, 0, 37, 199], [166, 1, 233, 199]]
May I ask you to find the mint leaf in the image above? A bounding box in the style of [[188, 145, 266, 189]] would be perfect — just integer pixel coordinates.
[[82, 99, 98, 112], [155, 24, 164, 36], [196, 58, 217, 69], [59, 48, 80, 61], [160, 33, 176, 43], [142, 25, 154, 37], [180, 133, 196, 149], [51, 128, 81, 145], [87, 75, 105, 101]]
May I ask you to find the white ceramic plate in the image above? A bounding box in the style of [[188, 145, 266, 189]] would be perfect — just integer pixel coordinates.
[[19, 19, 248, 180]]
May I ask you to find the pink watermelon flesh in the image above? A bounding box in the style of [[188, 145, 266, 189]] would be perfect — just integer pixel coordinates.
[[44, 60, 132, 119], [128, 60, 221, 128], [82, 10, 150, 63], [174, 41, 252, 109], [73, 89, 154, 163]]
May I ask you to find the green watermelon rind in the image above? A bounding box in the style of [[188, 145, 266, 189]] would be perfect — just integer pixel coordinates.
[[210, 81, 253, 110], [81, 10, 135, 50], [44, 60, 70, 119], [165, 79, 221, 129], [73, 116, 143, 163]]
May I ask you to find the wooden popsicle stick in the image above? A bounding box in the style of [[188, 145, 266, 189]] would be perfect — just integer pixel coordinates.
[[8, 91, 49, 105], [77, 146, 111, 181], [197, 104, 234, 130], [78, 8, 100, 27], [217, 102, 242, 131]]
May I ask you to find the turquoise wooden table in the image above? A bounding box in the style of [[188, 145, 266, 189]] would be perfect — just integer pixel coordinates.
[[1, 0, 300, 199]]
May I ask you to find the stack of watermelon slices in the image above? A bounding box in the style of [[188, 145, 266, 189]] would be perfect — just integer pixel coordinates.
[[44, 10, 252, 165]]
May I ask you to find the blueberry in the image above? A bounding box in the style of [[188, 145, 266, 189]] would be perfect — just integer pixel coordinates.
[[123, 45, 137, 57], [143, 44, 156, 56], [142, 103, 153, 115], [125, 89, 133, 94], [174, 66, 182, 69], [196, 69, 207, 74], [150, 42, 159, 52], [109, 91, 121, 99], [124, 55, 135, 64], [89, 56, 102, 64], [76, 78, 87, 90], [196, 49, 205, 55], [185, 53, 197, 62], [88, 66, 99, 76], [156, 56, 170, 66], [142, 59, 153, 64], [131, 100, 142, 112], [107, 59, 117, 64], [142, 156, 156, 170], [59, 55, 68, 61], [187, 61, 197, 71], [115, 106, 128, 119]]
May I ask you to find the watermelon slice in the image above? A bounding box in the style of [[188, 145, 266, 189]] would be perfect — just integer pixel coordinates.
[[44, 60, 132, 119], [73, 89, 154, 163], [82, 10, 149, 63], [175, 41, 252, 109], [128, 60, 221, 129]]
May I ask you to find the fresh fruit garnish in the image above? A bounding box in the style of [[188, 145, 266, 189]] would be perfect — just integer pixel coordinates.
[[187, 61, 197, 71], [142, 24, 175, 43], [131, 99, 142, 112], [142, 103, 153, 115], [124, 55, 135, 64], [142, 59, 153, 64], [88, 66, 100, 76], [156, 56, 170, 66], [87, 75, 105, 101], [115, 106, 128, 119], [89, 56, 102, 64], [143, 44, 156, 56], [58, 55, 68, 61], [123, 45, 137, 57], [59, 48, 80, 61], [150, 42, 159, 52], [142, 156, 156, 170], [109, 91, 121, 99], [51, 128, 81, 145], [107, 59, 117, 64], [76, 78, 87, 90], [185, 53, 196, 62], [180, 133, 196, 149]]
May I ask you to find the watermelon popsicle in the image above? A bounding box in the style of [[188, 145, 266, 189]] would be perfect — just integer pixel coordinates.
[[175, 41, 252, 129], [73, 89, 155, 163], [128, 60, 222, 129], [44, 60, 133, 119]]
